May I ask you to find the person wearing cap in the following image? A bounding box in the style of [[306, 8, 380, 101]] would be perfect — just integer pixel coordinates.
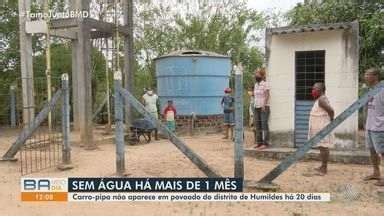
[[221, 87, 235, 139], [253, 68, 270, 150], [142, 88, 159, 140]]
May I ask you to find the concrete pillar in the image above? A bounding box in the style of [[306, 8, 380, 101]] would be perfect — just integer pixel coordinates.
[[123, 0, 134, 126], [71, 39, 80, 131], [10, 85, 16, 128], [61, 74, 72, 165], [234, 64, 244, 178], [114, 71, 125, 175], [18, 0, 35, 125], [71, 0, 94, 149]]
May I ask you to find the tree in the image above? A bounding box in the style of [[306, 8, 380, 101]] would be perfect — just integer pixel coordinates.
[[133, 0, 265, 91], [0, 0, 267, 124], [287, 0, 384, 73]]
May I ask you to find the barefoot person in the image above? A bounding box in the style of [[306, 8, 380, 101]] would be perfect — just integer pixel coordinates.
[[363, 68, 384, 186], [253, 68, 270, 150], [308, 82, 334, 176]]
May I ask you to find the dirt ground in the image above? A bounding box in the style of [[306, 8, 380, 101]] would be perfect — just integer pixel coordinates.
[[0, 127, 384, 216]]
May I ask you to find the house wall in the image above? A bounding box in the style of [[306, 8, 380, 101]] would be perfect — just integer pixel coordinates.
[[266, 28, 359, 149]]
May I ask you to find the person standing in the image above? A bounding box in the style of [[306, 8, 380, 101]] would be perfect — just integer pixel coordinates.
[[253, 68, 270, 150], [363, 68, 384, 186], [248, 87, 255, 127], [142, 88, 159, 140], [221, 87, 235, 140], [163, 100, 177, 133], [308, 82, 334, 176]]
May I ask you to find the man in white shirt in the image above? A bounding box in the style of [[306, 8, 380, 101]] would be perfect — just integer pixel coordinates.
[[142, 89, 159, 118], [142, 88, 159, 140], [363, 68, 384, 186]]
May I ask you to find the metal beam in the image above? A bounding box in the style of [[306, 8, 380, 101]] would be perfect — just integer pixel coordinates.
[[118, 86, 221, 178], [259, 81, 384, 183], [1, 89, 63, 160]]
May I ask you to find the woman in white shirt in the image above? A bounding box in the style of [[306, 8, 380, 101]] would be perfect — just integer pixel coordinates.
[[253, 68, 270, 150]]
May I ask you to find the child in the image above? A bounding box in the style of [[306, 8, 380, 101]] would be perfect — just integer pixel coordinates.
[[163, 100, 177, 133], [221, 87, 235, 139], [308, 82, 334, 176]]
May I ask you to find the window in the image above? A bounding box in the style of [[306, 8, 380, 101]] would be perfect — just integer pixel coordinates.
[[295, 50, 325, 100]]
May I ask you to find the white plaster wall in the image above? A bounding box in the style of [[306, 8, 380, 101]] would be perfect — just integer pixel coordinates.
[[267, 30, 358, 138]]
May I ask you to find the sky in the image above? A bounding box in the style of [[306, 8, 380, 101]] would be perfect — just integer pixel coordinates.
[[148, 0, 305, 51], [247, 0, 304, 12], [246, 0, 304, 49]]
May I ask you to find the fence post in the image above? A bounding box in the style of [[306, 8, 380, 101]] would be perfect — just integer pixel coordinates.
[[258, 81, 384, 184], [10, 85, 16, 128], [1, 89, 63, 160], [59, 73, 73, 170], [114, 70, 125, 175], [234, 64, 244, 178]]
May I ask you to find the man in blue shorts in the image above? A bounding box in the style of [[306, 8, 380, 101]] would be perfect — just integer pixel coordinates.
[[363, 68, 384, 186], [221, 87, 235, 140]]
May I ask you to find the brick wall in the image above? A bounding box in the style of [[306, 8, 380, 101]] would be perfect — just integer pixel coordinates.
[[162, 114, 224, 135]]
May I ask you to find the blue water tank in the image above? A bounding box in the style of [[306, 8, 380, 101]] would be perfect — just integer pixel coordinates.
[[155, 50, 231, 115]]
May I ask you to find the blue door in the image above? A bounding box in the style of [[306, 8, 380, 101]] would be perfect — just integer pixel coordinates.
[[295, 100, 314, 147], [294, 50, 325, 147]]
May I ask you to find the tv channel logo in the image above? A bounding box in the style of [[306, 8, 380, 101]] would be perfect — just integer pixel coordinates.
[[21, 178, 68, 192]]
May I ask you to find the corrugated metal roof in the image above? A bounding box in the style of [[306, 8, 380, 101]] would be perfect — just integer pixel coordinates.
[[155, 50, 229, 60], [267, 22, 356, 35]]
